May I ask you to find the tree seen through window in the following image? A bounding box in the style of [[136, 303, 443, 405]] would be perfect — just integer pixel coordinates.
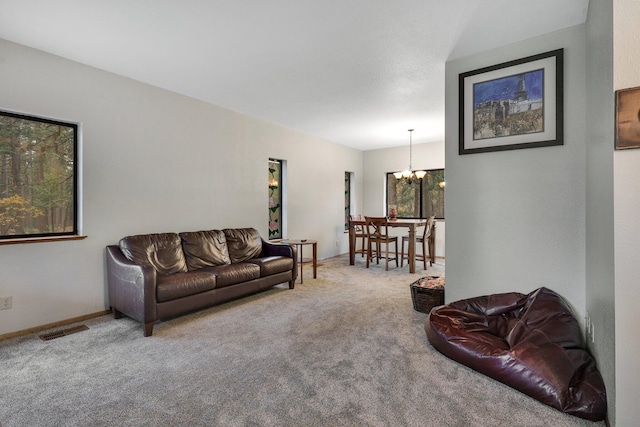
[[386, 169, 444, 219], [0, 111, 78, 239]]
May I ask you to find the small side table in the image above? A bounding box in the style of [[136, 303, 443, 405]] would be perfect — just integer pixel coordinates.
[[280, 239, 317, 284]]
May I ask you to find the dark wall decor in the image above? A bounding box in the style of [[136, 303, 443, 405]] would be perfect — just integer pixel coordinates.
[[615, 86, 640, 150], [459, 49, 564, 155]]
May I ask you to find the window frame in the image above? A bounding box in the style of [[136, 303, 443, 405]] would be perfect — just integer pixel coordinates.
[[0, 110, 82, 244], [386, 168, 445, 220], [268, 158, 283, 239], [344, 171, 352, 231]]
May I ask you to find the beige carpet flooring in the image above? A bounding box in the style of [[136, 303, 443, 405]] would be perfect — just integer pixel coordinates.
[[0, 255, 605, 426]]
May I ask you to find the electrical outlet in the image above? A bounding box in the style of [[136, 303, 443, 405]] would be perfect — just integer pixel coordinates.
[[585, 312, 594, 343], [585, 312, 591, 336], [0, 296, 12, 310]]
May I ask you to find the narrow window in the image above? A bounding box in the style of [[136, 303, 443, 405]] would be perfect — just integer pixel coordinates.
[[344, 172, 352, 230], [421, 169, 445, 219], [0, 111, 79, 240], [268, 159, 283, 239]]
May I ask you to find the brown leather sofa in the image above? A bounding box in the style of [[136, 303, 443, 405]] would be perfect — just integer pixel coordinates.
[[425, 287, 607, 421], [106, 228, 297, 337]]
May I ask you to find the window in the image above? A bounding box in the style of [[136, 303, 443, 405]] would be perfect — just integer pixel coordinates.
[[0, 110, 79, 240], [268, 159, 283, 239], [344, 172, 352, 230], [386, 169, 445, 219]]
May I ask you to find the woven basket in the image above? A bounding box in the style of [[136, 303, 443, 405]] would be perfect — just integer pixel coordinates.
[[410, 276, 444, 313]]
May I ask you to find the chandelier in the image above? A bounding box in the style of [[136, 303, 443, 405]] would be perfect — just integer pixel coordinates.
[[393, 129, 426, 182]]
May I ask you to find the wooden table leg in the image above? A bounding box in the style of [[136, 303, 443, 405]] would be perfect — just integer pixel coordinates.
[[408, 224, 416, 274], [299, 244, 304, 284], [430, 222, 436, 265], [348, 222, 355, 265], [312, 242, 317, 278]]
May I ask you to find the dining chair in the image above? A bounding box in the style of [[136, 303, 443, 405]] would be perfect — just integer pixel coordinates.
[[365, 216, 398, 271], [401, 216, 435, 270], [349, 214, 367, 258]]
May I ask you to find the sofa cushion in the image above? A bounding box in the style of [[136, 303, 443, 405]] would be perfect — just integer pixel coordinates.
[[179, 230, 231, 270], [203, 263, 260, 288], [223, 228, 263, 263], [156, 270, 217, 303], [119, 233, 188, 275], [247, 256, 293, 277]]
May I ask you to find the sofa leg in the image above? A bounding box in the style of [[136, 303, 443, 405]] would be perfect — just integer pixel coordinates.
[[289, 280, 295, 289], [112, 308, 124, 319], [144, 322, 154, 337]]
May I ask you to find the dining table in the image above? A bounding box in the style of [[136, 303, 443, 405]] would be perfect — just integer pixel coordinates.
[[348, 217, 428, 273]]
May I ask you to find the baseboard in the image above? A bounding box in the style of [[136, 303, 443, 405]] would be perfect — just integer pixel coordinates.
[[0, 310, 110, 342]]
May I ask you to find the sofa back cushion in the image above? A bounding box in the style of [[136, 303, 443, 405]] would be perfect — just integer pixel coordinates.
[[179, 230, 231, 270], [119, 233, 188, 275], [223, 228, 263, 263]]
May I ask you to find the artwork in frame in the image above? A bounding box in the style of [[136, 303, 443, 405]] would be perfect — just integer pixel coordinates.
[[459, 49, 564, 155], [615, 86, 640, 150]]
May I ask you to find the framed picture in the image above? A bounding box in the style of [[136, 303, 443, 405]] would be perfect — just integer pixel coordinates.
[[459, 49, 563, 155], [615, 86, 640, 150]]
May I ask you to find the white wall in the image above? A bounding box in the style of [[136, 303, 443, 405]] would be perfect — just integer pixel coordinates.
[[445, 14, 625, 424], [614, 1, 640, 425], [585, 0, 616, 424], [363, 141, 445, 258], [0, 38, 363, 335], [444, 26, 588, 320]]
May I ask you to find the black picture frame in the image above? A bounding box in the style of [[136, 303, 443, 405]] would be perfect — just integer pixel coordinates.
[[459, 49, 564, 155], [0, 110, 79, 240]]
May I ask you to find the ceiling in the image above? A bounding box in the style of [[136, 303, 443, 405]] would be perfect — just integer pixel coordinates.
[[0, 0, 589, 150]]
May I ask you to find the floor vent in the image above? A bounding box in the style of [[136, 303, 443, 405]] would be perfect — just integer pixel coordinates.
[[39, 325, 89, 341]]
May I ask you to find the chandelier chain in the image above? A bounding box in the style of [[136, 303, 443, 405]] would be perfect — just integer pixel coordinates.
[[408, 129, 413, 170]]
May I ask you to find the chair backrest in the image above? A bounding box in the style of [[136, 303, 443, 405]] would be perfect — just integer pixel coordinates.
[[350, 214, 365, 233], [421, 216, 436, 239], [365, 216, 390, 240]]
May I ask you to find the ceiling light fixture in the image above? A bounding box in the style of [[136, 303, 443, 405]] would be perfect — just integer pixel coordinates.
[[394, 129, 426, 182]]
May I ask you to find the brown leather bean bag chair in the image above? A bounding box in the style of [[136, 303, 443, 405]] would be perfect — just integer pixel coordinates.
[[425, 287, 606, 421]]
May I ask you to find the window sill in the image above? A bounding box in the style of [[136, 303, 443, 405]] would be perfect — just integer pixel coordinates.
[[0, 235, 88, 246]]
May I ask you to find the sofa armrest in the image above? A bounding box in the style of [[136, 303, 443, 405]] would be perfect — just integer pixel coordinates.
[[106, 245, 158, 326], [262, 239, 298, 282]]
